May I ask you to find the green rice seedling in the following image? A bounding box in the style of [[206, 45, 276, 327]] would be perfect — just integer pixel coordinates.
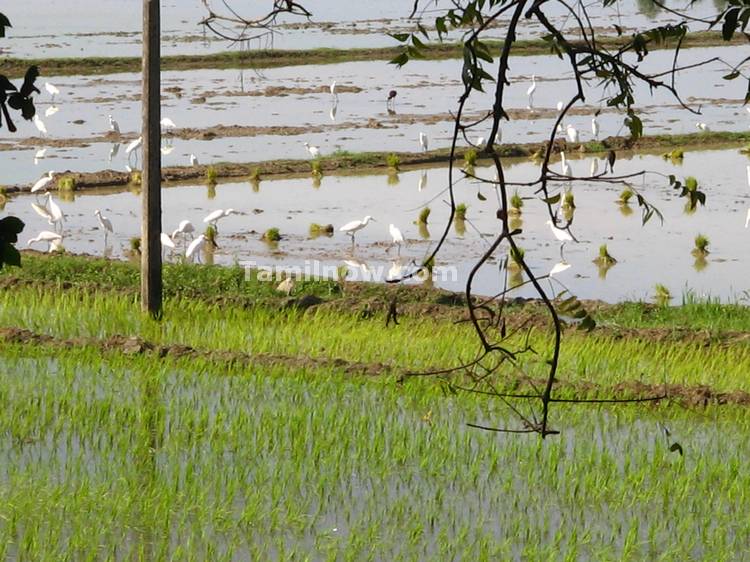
[[204, 225, 218, 247], [508, 246, 525, 270], [562, 190, 575, 209], [250, 168, 261, 182], [262, 228, 281, 242], [206, 166, 218, 185], [386, 153, 400, 170], [593, 244, 617, 266], [654, 284, 672, 306], [464, 149, 478, 167], [455, 203, 468, 220], [310, 160, 323, 176], [454, 217, 466, 236], [618, 188, 633, 204], [130, 171, 142, 185], [387, 170, 400, 186], [692, 234, 709, 256], [309, 223, 334, 238], [418, 207, 431, 225], [57, 176, 76, 192], [129, 237, 141, 255], [509, 191, 523, 215]]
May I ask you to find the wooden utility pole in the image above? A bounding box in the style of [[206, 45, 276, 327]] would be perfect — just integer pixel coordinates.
[[141, 0, 162, 317]]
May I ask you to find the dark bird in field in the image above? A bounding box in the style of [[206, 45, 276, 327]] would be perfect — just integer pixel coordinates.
[[387, 89, 397, 108], [607, 150, 617, 173]]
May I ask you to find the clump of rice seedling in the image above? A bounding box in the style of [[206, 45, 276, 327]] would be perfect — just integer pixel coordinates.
[[654, 284, 672, 306], [206, 166, 218, 185], [421, 256, 435, 278], [129, 237, 141, 255], [310, 160, 323, 176], [692, 234, 709, 256], [464, 148, 478, 167], [58, 176, 76, 191], [455, 203, 468, 220], [130, 171, 142, 185], [309, 223, 334, 238], [204, 225, 217, 247], [618, 188, 633, 204], [386, 153, 400, 170], [563, 190, 576, 209], [262, 227, 281, 242], [418, 207, 431, 225], [670, 149, 684, 161], [250, 167, 261, 182], [593, 244, 617, 266], [509, 191, 523, 215], [0, 186, 6, 196], [387, 170, 400, 186], [508, 246, 525, 269]]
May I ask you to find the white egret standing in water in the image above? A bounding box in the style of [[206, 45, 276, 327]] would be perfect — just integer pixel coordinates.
[[186, 235, 206, 263], [389, 223, 405, 254], [560, 151, 572, 177], [45, 82, 60, 100], [108, 115, 120, 134], [546, 219, 575, 259], [44, 193, 65, 232], [94, 209, 114, 244], [27, 231, 62, 252], [160, 117, 176, 130], [304, 142, 320, 158], [45, 106, 59, 118], [31, 171, 55, 194], [696, 122, 709, 132], [340, 216, 374, 245], [33, 115, 47, 136], [526, 74, 537, 110], [203, 209, 235, 231], [591, 114, 600, 139], [329, 80, 338, 101], [566, 124, 579, 143], [189, 153, 199, 166], [419, 132, 428, 152]]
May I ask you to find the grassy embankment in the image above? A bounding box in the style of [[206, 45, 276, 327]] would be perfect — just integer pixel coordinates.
[[0, 253, 749, 559], [1, 31, 742, 78]]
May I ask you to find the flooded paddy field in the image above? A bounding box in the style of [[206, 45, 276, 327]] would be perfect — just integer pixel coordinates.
[[1, 0, 725, 58], [6, 147, 750, 302]]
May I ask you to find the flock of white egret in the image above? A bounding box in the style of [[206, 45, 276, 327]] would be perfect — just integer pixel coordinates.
[[21, 73, 733, 276]]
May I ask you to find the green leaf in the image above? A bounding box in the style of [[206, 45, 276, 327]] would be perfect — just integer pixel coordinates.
[[669, 442, 684, 456], [723, 71, 740, 80], [389, 53, 410, 67], [389, 33, 410, 43], [542, 194, 561, 205], [723, 8, 740, 41]]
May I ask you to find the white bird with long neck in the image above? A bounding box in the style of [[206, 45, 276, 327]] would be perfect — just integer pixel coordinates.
[[329, 80, 338, 100], [389, 223, 405, 254], [31, 171, 55, 193], [696, 122, 709, 132], [27, 231, 62, 252], [546, 218, 575, 260], [189, 153, 199, 166], [526, 74, 537, 110], [549, 261, 572, 276], [45, 82, 60, 100], [419, 132, 428, 152], [185, 234, 206, 263], [94, 209, 113, 243], [560, 151, 572, 177], [203, 209, 235, 231], [591, 115, 600, 139], [33, 115, 47, 136], [34, 148, 47, 165], [172, 219, 195, 241], [304, 142, 320, 159], [108, 115, 120, 134], [339, 216, 374, 244], [45, 106, 59, 118], [160, 117, 176, 130], [566, 124, 579, 143], [44, 192, 65, 232]]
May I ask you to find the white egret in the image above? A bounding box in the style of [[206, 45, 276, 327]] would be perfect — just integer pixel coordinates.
[[34, 148, 47, 165], [27, 231, 62, 252], [696, 122, 709, 132], [33, 115, 47, 136], [44, 105, 59, 118], [549, 261, 572, 276], [45, 82, 60, 100], [329, 80, 338, 100], [419, 132, 428, 152], [160, 232, 176, 249], [526, 74, 537, 110], [160, 117, 176, 130], [189, 153, 199, 166], [304, 142, 320, 159], [546, 219, 575, 259], [185, 235, 206, 263], [556, 100, 564, 112], [94, 209, 114, 243], [339, 215, 374, 244], [387, 260, 403, 281], [590, 158, 599, 177], [108, 115, 120, 134], [203, 209, 235, 229], [475, 136, 485, 147], [125, 136, 143, 155], [172, 219, 195, 240], [560, 151, 572, 177], [566, 124, 579, 143], [31, 201, 53, 223], [329, 103, 337, 122], [418, 171, 427, 192], [591, 115, 600, 139], [44, 193, 65, 231], [389, 223, 404, 254], [31, 171, 55, 193], [161, 145, 175, 155]]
